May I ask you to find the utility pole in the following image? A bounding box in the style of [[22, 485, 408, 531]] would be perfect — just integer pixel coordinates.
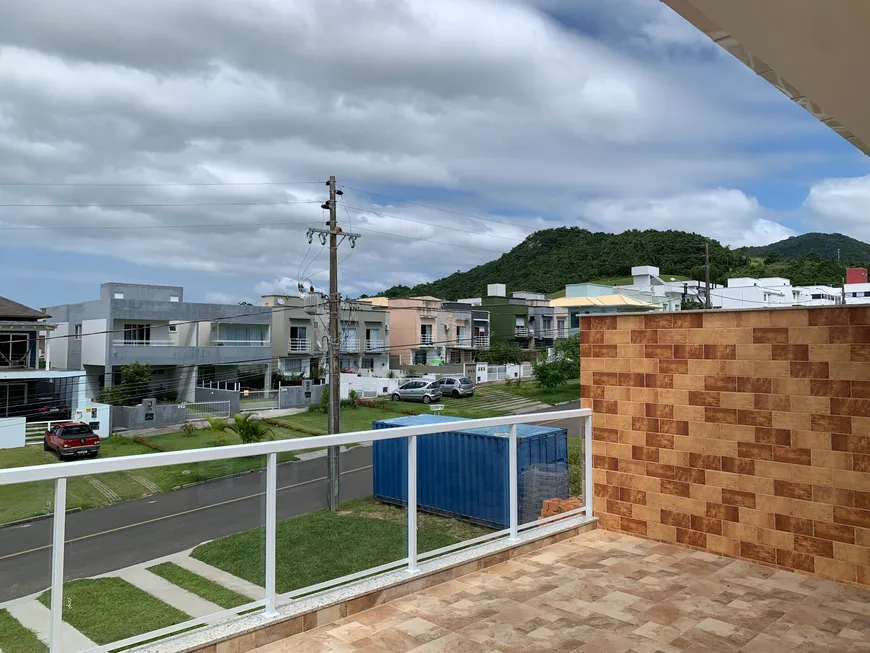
[[704, 241, 712, 309], [308, 177, 360, 511]]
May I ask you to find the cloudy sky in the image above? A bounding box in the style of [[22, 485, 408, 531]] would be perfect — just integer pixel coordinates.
[[2, 0, 869, 307]]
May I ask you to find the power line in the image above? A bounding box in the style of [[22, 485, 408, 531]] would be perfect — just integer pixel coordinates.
[[342, 204, 526, 243], [0, 200, 319, 208], [0, 180, 324, 188], [0, 218, 323, 233], [340, 185, 536, 230]]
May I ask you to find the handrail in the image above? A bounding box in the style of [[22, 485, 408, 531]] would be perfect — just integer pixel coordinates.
[[0, 409, 590, 485], [0, 409, 593, 653]]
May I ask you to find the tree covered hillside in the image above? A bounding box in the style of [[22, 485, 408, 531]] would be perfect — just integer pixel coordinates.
[[380, 228, 743, 300], [376, 228, 870, 300]]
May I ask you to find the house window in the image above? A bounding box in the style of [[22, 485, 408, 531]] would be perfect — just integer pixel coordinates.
[[283, 358, 303, 375], [413, 350, 427, 365], [74, 325, 82, 340], [168, 325, 177, 333], [114, 292, 124, 300], [362, 358, 374, 370], [124, 324, 151, 344], [169, 295, 180, 303], [0, 334, 29, 367]]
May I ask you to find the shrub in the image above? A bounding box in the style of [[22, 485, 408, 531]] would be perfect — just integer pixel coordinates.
[[180, 423, 197, 437], [225, 413, 274, 444], [204, 416, 228, 433]]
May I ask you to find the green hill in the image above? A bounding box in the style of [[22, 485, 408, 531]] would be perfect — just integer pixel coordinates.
[[743, 232, 870, 262], [376, 228, 870, 300], [379, 228, 742, 300]]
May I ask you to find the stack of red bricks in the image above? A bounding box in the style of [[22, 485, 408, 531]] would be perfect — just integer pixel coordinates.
[[540, 497, 582, 520]]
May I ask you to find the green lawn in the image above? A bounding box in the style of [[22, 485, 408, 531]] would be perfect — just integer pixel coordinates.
[[0, 609, 47, 653], [0, 424, 309, 525], [38, 578, 191, 646], [147, 562, 251, 609], [495, 379, 580, 405], [192, 499, 490, 594]]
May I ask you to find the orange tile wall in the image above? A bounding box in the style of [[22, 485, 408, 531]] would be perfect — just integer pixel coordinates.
[[580, 306, 870, 586]]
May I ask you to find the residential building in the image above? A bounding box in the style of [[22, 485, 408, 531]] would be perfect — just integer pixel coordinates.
[[550, 282, 659, 335], [711, 277, 842, 309], [615, 266, 713, 311], [0, 295, 86, 421], [46, 283, 273, 402], [478, 284, 532, 347], [509, 291, 568, 348], [302, 296, 391, 373], [359, 296, 485, 367], [845, 268, 870, 305], [260, 295, 318, 377]]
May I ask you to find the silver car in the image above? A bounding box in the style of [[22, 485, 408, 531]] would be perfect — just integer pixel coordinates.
[[392, 380, 442, 404], [437, 376, 475, 398]]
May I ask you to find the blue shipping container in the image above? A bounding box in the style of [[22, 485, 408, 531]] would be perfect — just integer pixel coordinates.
[[372, 414, 568, 529]]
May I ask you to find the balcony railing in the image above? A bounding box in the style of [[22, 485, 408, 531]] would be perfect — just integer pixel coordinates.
[[556, 329, 567, 339], [112, 339, 174, 346], [289, 338, 311, 352], [341, 338, 361, 351], [515, 327, 530, 338], [365, 339, 385, 351], [473, 336, 490, 348], [455, 337, 472, 348], [0, 409, 591, 653], [212, 339, 270, 347], [536, 329, 555, 339], [419, 334, 434, 346]]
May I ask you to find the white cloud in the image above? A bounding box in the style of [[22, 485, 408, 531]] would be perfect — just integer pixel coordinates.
[[580, 188, 796, 247], [804, 175, 870, 240], [0, 0, 830, 301]]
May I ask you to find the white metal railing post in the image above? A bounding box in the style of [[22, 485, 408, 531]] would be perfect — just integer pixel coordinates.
[[508, 424, 518, 541], [264, 453, 278, 616], [49, 478, 67, 653], [584, 414, 593, 516], [407, 435, 418, 573]]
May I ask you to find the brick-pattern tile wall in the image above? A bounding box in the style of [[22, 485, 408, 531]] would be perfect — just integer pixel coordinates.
[[580, 307, 870, 586]]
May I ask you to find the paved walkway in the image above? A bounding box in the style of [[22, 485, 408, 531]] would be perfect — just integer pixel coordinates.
[[0, 547, 266, 649]]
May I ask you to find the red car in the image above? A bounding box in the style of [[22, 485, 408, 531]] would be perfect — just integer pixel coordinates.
[[44, 422, 100, 459]]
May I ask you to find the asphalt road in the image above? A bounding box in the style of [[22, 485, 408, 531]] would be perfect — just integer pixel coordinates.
[[0, 402, 583, 603], [0, 446, 373, 602]]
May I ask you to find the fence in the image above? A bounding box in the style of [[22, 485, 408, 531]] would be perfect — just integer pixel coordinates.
[[199, 381, 241, 391], [239, 389, 278, 410], [0, 409, 592, 653], [24, 420, 52, 445], [184, 400, 232, 421]]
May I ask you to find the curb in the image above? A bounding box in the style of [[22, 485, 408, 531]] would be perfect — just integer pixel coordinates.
[[0, 507, 83, 530]]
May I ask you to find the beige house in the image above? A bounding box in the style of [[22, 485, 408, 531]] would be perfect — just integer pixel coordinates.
[[359, 296, 488, 367]]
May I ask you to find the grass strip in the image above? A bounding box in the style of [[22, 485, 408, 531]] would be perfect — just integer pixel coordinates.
[[0, 609, 48, 653], [192, 498, 490, 594], [147, 562, 251, 609], [38, 577, 190, 645]]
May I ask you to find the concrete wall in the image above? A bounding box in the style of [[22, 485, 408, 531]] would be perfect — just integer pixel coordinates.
[[0, 417, 25, 449], [278, 384, 325, 408], [81, 318, 107, 366], [580, 306, 870, 586], [194, 387, 241, 415], [112, 403, 186, 431]]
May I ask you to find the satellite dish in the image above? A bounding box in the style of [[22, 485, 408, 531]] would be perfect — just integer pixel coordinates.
[[277, 298, 286, 305]]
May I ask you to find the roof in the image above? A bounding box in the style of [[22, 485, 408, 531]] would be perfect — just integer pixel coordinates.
[[409, 295, 443, 302], [549, 295, 658, 308], [357, 297, 389, 307], [0, 296, 48, 320]]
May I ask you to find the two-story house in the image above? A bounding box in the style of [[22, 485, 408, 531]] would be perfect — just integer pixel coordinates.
[[0, 295, 86, 426], [358, 296, 489, 367], [46, 283, 273, 402]]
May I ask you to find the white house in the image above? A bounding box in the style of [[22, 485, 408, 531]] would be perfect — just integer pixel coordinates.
[[711, 277, 841, 309]]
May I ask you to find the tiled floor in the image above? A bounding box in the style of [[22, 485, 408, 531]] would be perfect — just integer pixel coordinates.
[[253, 530, 870, 653]]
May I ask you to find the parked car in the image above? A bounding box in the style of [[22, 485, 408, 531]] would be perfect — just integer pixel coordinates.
[[436, 376, 475, 398], [391, 380, 442, 404], [44, 422, 100, 459]]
